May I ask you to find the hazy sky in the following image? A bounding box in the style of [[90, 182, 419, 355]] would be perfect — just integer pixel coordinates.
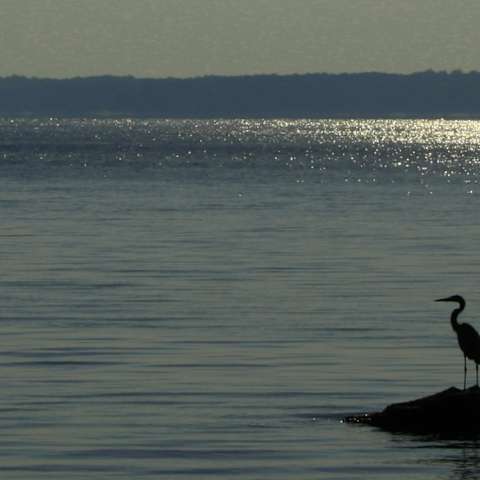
[[1, 0, 480, 78]]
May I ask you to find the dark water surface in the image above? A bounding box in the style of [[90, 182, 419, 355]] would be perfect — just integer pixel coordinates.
[[1, 119, 480, 478]]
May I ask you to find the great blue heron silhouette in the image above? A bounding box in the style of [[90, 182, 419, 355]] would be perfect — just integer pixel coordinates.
[[436, 295, 480, 390]]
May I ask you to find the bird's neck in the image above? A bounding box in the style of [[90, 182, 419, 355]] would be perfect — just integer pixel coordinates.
[[451, 306, 465, 331]]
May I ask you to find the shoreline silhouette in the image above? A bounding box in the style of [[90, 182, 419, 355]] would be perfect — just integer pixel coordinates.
[[1, 70, 480, 118]]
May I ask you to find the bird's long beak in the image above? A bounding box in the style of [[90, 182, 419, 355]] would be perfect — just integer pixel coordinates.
[[435, 297, 451, 302]]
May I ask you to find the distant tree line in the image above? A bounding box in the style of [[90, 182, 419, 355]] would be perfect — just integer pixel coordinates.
[[0, 71, 480, 117]]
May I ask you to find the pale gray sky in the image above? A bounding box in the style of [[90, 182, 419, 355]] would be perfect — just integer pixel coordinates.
[[1, 0, 479, 78]]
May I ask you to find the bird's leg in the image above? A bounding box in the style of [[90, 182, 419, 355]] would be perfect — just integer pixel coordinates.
[[464, 356, 467, 390]]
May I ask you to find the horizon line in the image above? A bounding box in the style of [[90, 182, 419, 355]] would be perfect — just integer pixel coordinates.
[[0, 69, 476, 82]]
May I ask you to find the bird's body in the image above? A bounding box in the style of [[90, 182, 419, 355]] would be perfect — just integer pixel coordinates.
[[436, 294, 480, 389], [454, 323, 480, 364]]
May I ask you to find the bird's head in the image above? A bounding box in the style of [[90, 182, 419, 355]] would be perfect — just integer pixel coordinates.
[[435, 294, 465, 306]]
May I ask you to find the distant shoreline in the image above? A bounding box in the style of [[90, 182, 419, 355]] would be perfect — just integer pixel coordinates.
[[4, 115, 480, 121], [2, 71, 480, 118]]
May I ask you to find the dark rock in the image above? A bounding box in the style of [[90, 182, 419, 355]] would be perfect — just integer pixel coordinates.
[[344, 386, 480, 433]]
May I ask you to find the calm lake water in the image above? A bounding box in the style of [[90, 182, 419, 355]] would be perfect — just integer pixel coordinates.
[[1, 118, 480, 479]]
